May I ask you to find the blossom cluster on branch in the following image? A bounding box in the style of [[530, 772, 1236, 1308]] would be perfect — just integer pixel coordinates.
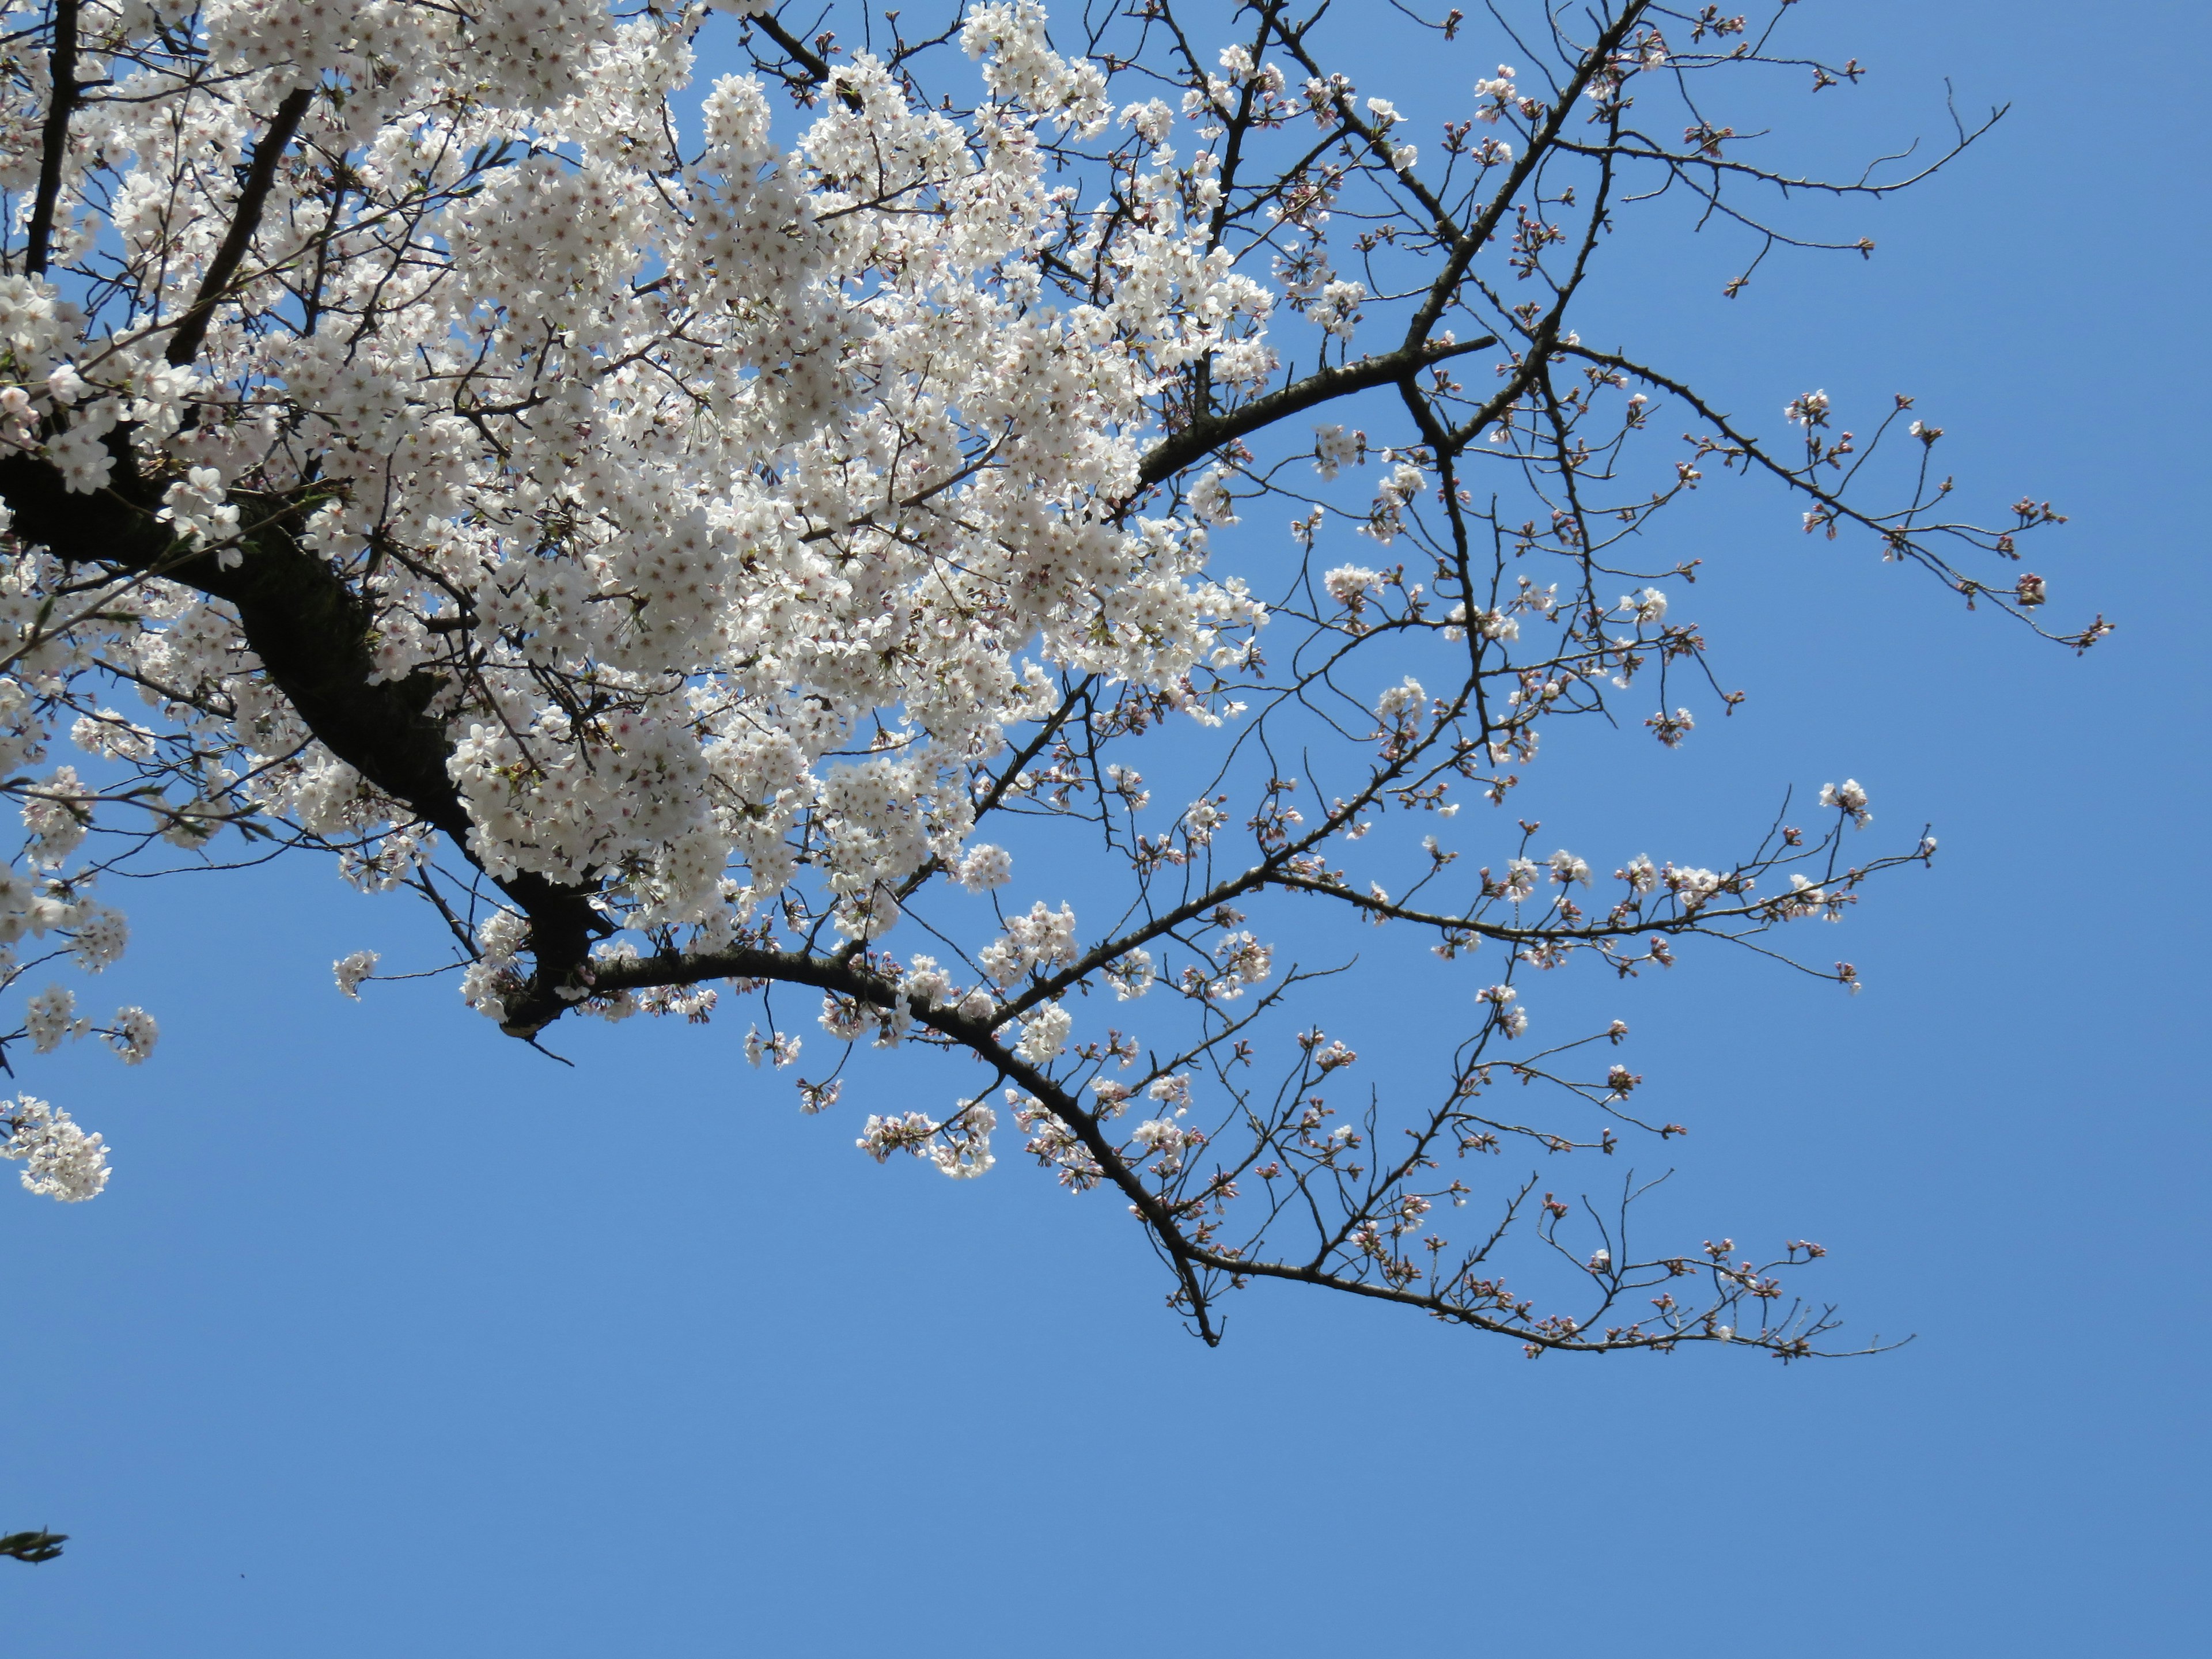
[[0, 0, 2095, 1353]]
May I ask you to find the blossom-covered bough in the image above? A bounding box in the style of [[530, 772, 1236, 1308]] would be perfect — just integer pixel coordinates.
[[0, 0, 2104, 1354]]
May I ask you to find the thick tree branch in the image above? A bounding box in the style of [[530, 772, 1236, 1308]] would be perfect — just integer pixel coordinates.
[[1135, 335, 1495, 487], [745, 11, 865, 109], [0, 441, 604, 1031], [24, 0, 79, 278], [752, 12, 833, 82], [166, 86, 315, 369]]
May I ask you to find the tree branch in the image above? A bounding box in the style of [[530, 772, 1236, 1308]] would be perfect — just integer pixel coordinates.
[[0, 444, 605, 1032], [746, 11, 865, 108], [1135, 335, 1495, 487], [166, 86, 315, 369], [24, 0, 79, 278], [751, 12, 832, 82]]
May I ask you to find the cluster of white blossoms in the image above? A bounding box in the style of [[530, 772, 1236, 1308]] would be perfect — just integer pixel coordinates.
[[1475, 983, 1527, 1039], [1, 18, 1263, 948], [856, 1094, 997, 1179], [3, 1094, 109, 1202], [1312, 424, 1363, 480], [1820, 779, 1874, 829], [1375, 677, 1426, 729], [1361, 460, 1429, 544], [0, 734, 156, 1196], [0, 0, 1301, 1196], [979, 903, 1081, 986]]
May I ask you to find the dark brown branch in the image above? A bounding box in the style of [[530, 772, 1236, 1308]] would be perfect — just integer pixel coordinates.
[[752, 12, 832, 81], [0, 441, 604, 1032], [748, 11, 864, 109], [24, 0, 79, 278], [11, 73, 613, 1018], [1135, 335, 1495, 488], [584, 937, 1226, 1338], [166, 85, 315, 369]]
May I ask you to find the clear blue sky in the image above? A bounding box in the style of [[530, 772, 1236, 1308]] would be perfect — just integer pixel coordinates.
[[6, 3, 2205, 1653]]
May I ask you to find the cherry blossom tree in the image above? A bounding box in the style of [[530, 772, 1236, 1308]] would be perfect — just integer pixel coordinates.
[[0, 0, 2104, 1355]]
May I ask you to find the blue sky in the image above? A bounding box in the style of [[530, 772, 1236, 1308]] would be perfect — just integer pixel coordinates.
[[5, 3, 2205, 1653]]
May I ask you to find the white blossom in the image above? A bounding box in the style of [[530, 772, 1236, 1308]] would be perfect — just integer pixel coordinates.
[[334, 950, 380, 998], [3, 1094, 108, 1202], [1187, 469, 1238, 525], [1324, 565, 1381, 612], [108, 1006, 158, 1065], [157, 467, 243, 563], [1313, 423, 1363, 479], [1820, 778, 1873, 828], [980, 903, 1080, 985], [24, 984, 79, 1052], [1475, 67, 1518, 120], [956, 845, 1013, 892], [1375, 677, 1426, 727], [1785, 389, 1831, 426], [1015, 1001, 1072, 1065], [1546, 849, 1590, 887]]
